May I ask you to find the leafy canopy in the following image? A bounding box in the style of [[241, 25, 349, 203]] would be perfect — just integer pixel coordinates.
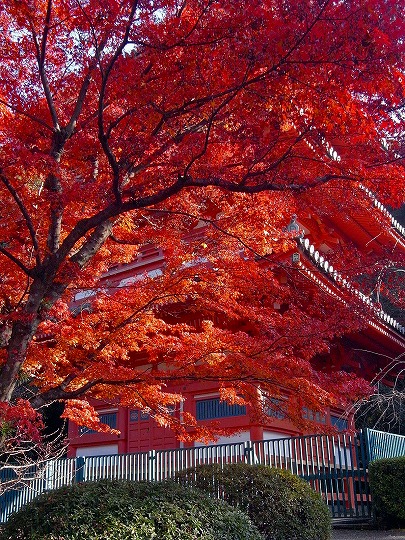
[[0, 0, 404, 441]]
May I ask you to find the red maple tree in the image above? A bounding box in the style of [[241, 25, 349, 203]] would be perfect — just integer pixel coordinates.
[[0, 0, 404, 442]]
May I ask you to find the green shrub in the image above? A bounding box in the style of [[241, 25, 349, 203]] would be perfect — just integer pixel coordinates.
[[369, 456, 405, 527], [176, 463, 331, 540], [0, 480, 263, 540]]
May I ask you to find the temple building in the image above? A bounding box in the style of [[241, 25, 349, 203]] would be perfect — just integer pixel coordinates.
[[67, 189, 405, 458]]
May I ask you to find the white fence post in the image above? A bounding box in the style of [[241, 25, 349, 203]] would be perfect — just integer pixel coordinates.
[[45, 460, 55, 490]]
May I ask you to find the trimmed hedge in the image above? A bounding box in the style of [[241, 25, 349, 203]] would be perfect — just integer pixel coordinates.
[[0, 480, 263, 540], [369, 456, 405, 527], [176, 463, 331, 540]]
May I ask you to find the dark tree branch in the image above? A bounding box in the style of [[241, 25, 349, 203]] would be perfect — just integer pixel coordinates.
[[148, 1, 332, 139], [183, 80, 245, 178], [54, 173, 188, 264], [106, 106, 139, 138], [0, 246, 33, 276], [97, 0, 140, 205], [0, 172, 41, 266], [184, 173, 357, 193], [243, 128, 311, 181], [30, 379, 105, 408], [0, 99, 53, 131], [44, 172, 63, 255], [110, 234, 141, 245], [144, 208, 278, 263], [75, 0, 104, 66], [40, 0, 53, 68], [66, 67, 96, 135], [70, 220, 114, 268], [29, 20, 59, 129]]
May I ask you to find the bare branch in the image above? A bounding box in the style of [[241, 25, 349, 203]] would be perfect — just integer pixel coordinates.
[[0, 427, 67, 497]]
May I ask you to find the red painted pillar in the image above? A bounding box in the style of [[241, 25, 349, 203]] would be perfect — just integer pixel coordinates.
[[250, 424, 263, 441], [117, 406, 128, 453]]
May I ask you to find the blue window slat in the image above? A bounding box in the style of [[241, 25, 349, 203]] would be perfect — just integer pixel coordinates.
[[130, 409, 139, 422], [302, 407, 326, 424], [80, 412, 117, 435], [331, 415, 348, 432], [196, 398, 246, 420]]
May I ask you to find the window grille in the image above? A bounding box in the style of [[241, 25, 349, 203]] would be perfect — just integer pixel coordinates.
[[331, 415, 348, 431], [79, 412, 117, 435], [265, 398, 286, 419], [302, 407, 326, 424], [196, 398, 246, 420]]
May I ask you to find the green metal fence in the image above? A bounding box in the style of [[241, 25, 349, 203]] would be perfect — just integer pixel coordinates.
[[250, 432, 372, 519], [364, 429, 405, 462], [1, 428, 404, 523]]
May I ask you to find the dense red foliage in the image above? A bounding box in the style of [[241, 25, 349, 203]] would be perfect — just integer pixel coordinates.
[[0, 399, 44, 446], [0, 0, 404, 440]]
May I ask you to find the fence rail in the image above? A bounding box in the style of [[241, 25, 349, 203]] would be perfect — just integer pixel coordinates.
[[364, 429, 405, 462], [1, 428, 404, 523]]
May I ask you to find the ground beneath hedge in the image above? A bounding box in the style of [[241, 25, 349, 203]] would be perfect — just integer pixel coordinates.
[[332, 530, 405, 539]]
